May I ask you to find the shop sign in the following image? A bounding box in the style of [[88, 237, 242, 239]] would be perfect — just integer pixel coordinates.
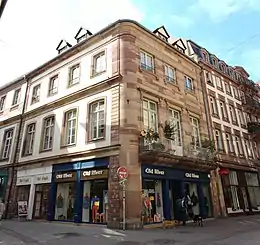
[[54, 172, 76, 182], [34, 174, 51, 184], [185, 172, 200, 179], [16, 177, 32, 186], [81, 169, 108, 180], [144, 168, 165, 175]]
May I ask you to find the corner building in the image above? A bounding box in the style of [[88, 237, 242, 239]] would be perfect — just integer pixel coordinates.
[[3, 20, 220, 228]]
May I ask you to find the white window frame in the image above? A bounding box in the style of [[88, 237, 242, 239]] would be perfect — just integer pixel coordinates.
[[215, 77, 222, 88], [64, 109, 77, 146], [190, 116, 200, 148], [238, 110, 245, 126], [244, 139, 252, 158], [215, 130, 223, 151], [235, 136, 243, 155], [164, 65, 175, 83], [219, 101, 227, 119], [229, 105, 237, 123], [140, 50, 154, 72], [23, 123, 36, 155], [42, 116, 55, 150], [209, 97, 218, 116], [93, 51, 106, 75], [2, 129, 13, 159], [89, 100, 105, 140], [185, 76, 193, 91], [0, 96, 6, 111], [48, 76, 58, 96], [253, 142, 259, 159], [68, 64, 80, 86], [143, 99, 158, 131], [169, 109, 182, 146], [12, 88, 21, 106], [225, 82, 231, 94], [225, 133, 234, 153], [31, 84, 40, 104]]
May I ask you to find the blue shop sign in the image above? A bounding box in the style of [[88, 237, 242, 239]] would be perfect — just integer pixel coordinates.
[[141, 165, 210, 182]]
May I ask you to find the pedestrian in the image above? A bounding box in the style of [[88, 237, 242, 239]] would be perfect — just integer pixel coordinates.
[[176, 197, 188, 226], [0, 199, 5, 220]]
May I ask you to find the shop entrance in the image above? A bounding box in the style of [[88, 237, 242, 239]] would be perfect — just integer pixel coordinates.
[[33, 184, 50, 219], [82, 179, 108, 223], [170, 180, 182, 220]]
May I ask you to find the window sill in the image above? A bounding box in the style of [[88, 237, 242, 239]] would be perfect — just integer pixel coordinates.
[[223, 117, 230, 123], [241, 124, 247, 129], [48, 92, 58, 97], [10, 104, 19, 111], [217, 87, 224, 92], [207, 82, 215, 88], [185, 89, 195, 95], [212, 113, 220, 119], [164, 79, 180, 90], [0, 158, 9, 162], [68, 81, 80, 88], [21, 153, 33, 158], [232, 121, 239, 126], [87, 137, 105, 144], [139, 66, 158, 80], [39, 148, 53, 153], [60, 143, 76, 149], [91, 70, 106, 78], [226, 92, 232, 97], [31, 100, 40, 105]]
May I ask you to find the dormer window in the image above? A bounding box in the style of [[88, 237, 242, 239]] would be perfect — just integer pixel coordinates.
[[211, 57, 217, 67], [201, 50, 209, 62], [56, 40, 72, 54], [153, 25, 170, 42], [74, 27, 93, 43], [219, 63, 226, 73]]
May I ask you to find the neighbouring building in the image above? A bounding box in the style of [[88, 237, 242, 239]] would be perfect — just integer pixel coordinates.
[[1, 20, 222, 228], [184, 39, 260, 216], [0, 0, 8, 19]]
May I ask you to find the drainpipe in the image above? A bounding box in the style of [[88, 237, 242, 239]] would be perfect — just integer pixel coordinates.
[[199, 66, 223, 217], [5, 75, 29, 218]]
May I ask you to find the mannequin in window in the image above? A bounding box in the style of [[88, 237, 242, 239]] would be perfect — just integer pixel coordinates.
[[143, 195, 152, 221], [83, 193, 90, 209], [91, 195, 100, 222], [56, 193, 64, 208]]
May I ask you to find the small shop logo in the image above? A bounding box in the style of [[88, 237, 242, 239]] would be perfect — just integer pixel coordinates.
[[185, 172, 199, 179], [144, 168, 165, 175]]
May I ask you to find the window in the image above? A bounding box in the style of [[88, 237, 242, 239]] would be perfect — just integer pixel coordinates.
[[244, 139, 252, 158], [219, 101, 228, 120], [205, 72, 213, 84], [164, 65, 175, 83], [12, 88, 21, 106], [233, 87, 239, 99], [48, 76, 58, 96], [31, 84, 40, 104], [140, 50, 154, 72], [190, 117, 200, 148], [89, 99, 105, 140], [237, 110, 245, 126], [245, 173, 260, 210], [68, 64, 80, 86], [1, 129, 13, 159], [63, 109, 77, 146], [42, 116, 55, 150], [215, 130, 223, 151], [209, 97, 218, 116], [23, 123, 36, 155], [221, 171, 241, 211], [185, 76, 193, 91], [212, 58, 217, 67], [225, 133, 234, 153], [253, 142, 259, 159], [215, 77, 222, 89], [168, 109, 182, 146], [220, 63, 226, 73], [225, 82, 231, 95], [0, 96, 6, 111], [143, 99, 157, 131], [202, 52, 208, 62], [93, 51, 106, 75], [235, 136, 243, 155], [229, 105, 237, 123]]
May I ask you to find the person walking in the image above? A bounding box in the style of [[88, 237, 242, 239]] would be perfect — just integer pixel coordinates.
[[0, 199, 6, 220]]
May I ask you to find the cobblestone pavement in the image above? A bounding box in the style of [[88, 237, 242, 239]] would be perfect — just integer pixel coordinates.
[[1, 215, 260, 245]]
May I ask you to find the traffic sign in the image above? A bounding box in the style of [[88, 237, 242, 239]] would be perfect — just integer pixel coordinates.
[[117, 166, 128, 180]]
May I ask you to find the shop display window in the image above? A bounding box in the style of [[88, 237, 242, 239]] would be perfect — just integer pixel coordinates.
[[82, 179, 108, 223], [17, 185, 30, 202], [184, 182, 200, 219], [202, 184, 212, 217], [142, 180, 163, 223], [245, 172, 260, 210], [0, 177, 4, 199], [55, 182, 76, 221]]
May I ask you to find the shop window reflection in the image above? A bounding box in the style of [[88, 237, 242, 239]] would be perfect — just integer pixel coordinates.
[[141, 180, 163, 223], [55, 182, 76, 221]]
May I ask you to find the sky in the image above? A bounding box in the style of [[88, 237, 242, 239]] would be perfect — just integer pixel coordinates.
[[0, 0, 260, 86]]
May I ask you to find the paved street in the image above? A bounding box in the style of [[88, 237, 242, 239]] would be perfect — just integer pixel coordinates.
[[1, 215, 260, 245]]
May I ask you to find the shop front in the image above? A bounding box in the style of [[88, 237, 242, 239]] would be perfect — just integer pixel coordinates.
[[16, 166, 52, 220], [0, 168, 8, 201], [141, 165, 212, 222], [220, 168, 260, 215], [47, 157, 109, 223]]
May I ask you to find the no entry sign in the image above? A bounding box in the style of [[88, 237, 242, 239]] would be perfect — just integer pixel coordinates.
[[117, 167, 129, 180]]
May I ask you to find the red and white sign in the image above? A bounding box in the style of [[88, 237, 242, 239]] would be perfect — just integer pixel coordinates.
[[117, 167, 129, 180]]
